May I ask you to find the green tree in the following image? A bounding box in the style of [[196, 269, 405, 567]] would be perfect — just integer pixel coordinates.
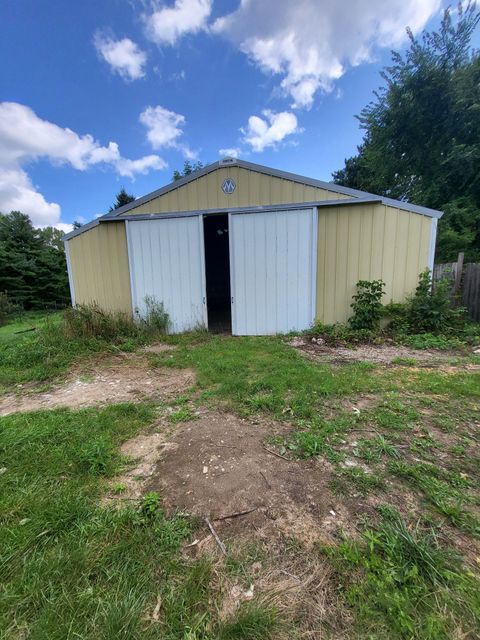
[[333, 2, 480, 262], [0, 211, 70, 309], [172, 160, 204, 181], [0, 212, 41, 308], [109, 187, 135, 212]]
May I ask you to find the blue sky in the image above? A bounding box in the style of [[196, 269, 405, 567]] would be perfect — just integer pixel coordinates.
[[0, 0, 455, 230]]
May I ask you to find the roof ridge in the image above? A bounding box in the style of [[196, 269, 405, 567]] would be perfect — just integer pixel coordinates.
[[81, 157, 442, 227]]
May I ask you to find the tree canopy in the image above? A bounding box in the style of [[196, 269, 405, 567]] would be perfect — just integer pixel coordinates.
[[173, 160, 204, 182], [109, 187, 135, 212], [333, 2, 480, 262], [0, 211, 70, 310]]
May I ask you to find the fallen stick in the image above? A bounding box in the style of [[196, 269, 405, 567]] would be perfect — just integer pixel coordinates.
[[13, 327, 37, 334], [263, 446, 290, 461], [214, 507, 258, 522], [259, 471, 271, 488], [204, 517, 227, 555]]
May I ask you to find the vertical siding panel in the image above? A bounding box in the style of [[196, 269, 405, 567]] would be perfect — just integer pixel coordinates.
[[323, 210, 337, 324], [197, 175, 208, 210], [358, 205, 373, 279], [370, 206, 385, 283], [346, 207, 361, 321], [316, 210, 327, 322], [276, 212, 288, 331], [249, 170, 260, 206], [382, 206, 397, 302], [419, 217, 431, 271], [68, 222, 132, 314], [405, 213, 422, 293], [393, 210, 409, 300], [335, 209, 349, 323]]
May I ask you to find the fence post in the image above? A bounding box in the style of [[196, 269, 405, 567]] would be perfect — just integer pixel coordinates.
[[452, 252, 464, 296]]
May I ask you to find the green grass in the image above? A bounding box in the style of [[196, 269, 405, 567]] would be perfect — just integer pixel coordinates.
[[150, 335, 383, 420], [324, 507, 480, 639], [0, 310, 62, 343], [216, 604, 279, 640]]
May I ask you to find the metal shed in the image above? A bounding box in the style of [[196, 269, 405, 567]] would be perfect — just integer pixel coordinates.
[[64, 158, 442, 335]]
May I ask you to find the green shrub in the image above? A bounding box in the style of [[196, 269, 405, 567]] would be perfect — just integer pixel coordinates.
[[382, 301, 410, 334], [407, 270, 465, 334], [349, 280, 386, 331]]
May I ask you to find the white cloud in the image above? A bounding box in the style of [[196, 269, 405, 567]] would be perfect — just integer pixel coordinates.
[[0, 167, 61, 227], [241, 110, 302, 152], [55, 222, 74, 233], [219, 147, 241, 158], [94, 34, 147, 80], [214, 0, 441, 108], [140, 105, 185, 148], [139, 105, 197, 159], [144, 0, 212, 45], [0, 102, 166, 227], [115, 154, 167, 176]]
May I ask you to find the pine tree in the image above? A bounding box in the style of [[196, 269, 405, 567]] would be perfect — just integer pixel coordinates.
[[109, 188, 135, 212]]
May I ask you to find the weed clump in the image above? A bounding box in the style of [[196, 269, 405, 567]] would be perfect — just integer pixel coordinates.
[[63, 297, 170, 341]]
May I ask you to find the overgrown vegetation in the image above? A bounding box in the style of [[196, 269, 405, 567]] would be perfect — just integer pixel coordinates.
[[312, 270, 479, 349], [333, 3, 480, 262], [0, 301, 170, 389]]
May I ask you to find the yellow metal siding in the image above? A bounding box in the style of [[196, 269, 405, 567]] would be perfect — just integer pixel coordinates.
[[67, 222, 132, 315], [316, 204, 433, 324], [125, 166, 347, 215]]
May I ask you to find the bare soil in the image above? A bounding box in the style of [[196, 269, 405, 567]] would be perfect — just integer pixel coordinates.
[[0, 352, 195, 416], [289, 336, 472, 366], [109, 408, 381, 547]]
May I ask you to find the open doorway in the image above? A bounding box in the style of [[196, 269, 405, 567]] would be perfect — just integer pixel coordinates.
[[203, 214, 231, 333]]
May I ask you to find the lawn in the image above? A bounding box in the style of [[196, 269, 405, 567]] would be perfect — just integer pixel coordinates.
[[0, 315, 479, 638]]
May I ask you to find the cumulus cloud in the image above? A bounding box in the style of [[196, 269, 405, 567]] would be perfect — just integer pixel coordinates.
[[94, 34, 147, 81], [241, 110, 301, 152], [214, 0, 441, 108], [139, 105, 197, 158], [219, 147, 241, 158], [0, 102, 165, 228], [0, 167, 62, 228], [144, 0, 212, 45]]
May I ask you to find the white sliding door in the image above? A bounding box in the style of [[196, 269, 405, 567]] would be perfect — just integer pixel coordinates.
[[229, 208, 317, 335], [126, 217, 207, 333]]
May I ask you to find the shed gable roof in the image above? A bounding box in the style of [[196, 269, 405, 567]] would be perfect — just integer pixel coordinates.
[[105, 158, 442, 219], [63, 158, 442, 241]]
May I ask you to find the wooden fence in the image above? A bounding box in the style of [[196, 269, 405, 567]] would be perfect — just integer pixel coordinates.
[[433, 255, 480, 322]]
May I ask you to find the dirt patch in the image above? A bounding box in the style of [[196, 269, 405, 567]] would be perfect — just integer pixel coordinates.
[[290, 336, 464, 366], [0, 352, 195, 416], [104, 429, 179, 503], [128, 409, 374, 547]]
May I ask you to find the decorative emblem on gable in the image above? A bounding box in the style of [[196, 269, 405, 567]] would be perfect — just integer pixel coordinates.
[[221, 178, 236, 194]]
